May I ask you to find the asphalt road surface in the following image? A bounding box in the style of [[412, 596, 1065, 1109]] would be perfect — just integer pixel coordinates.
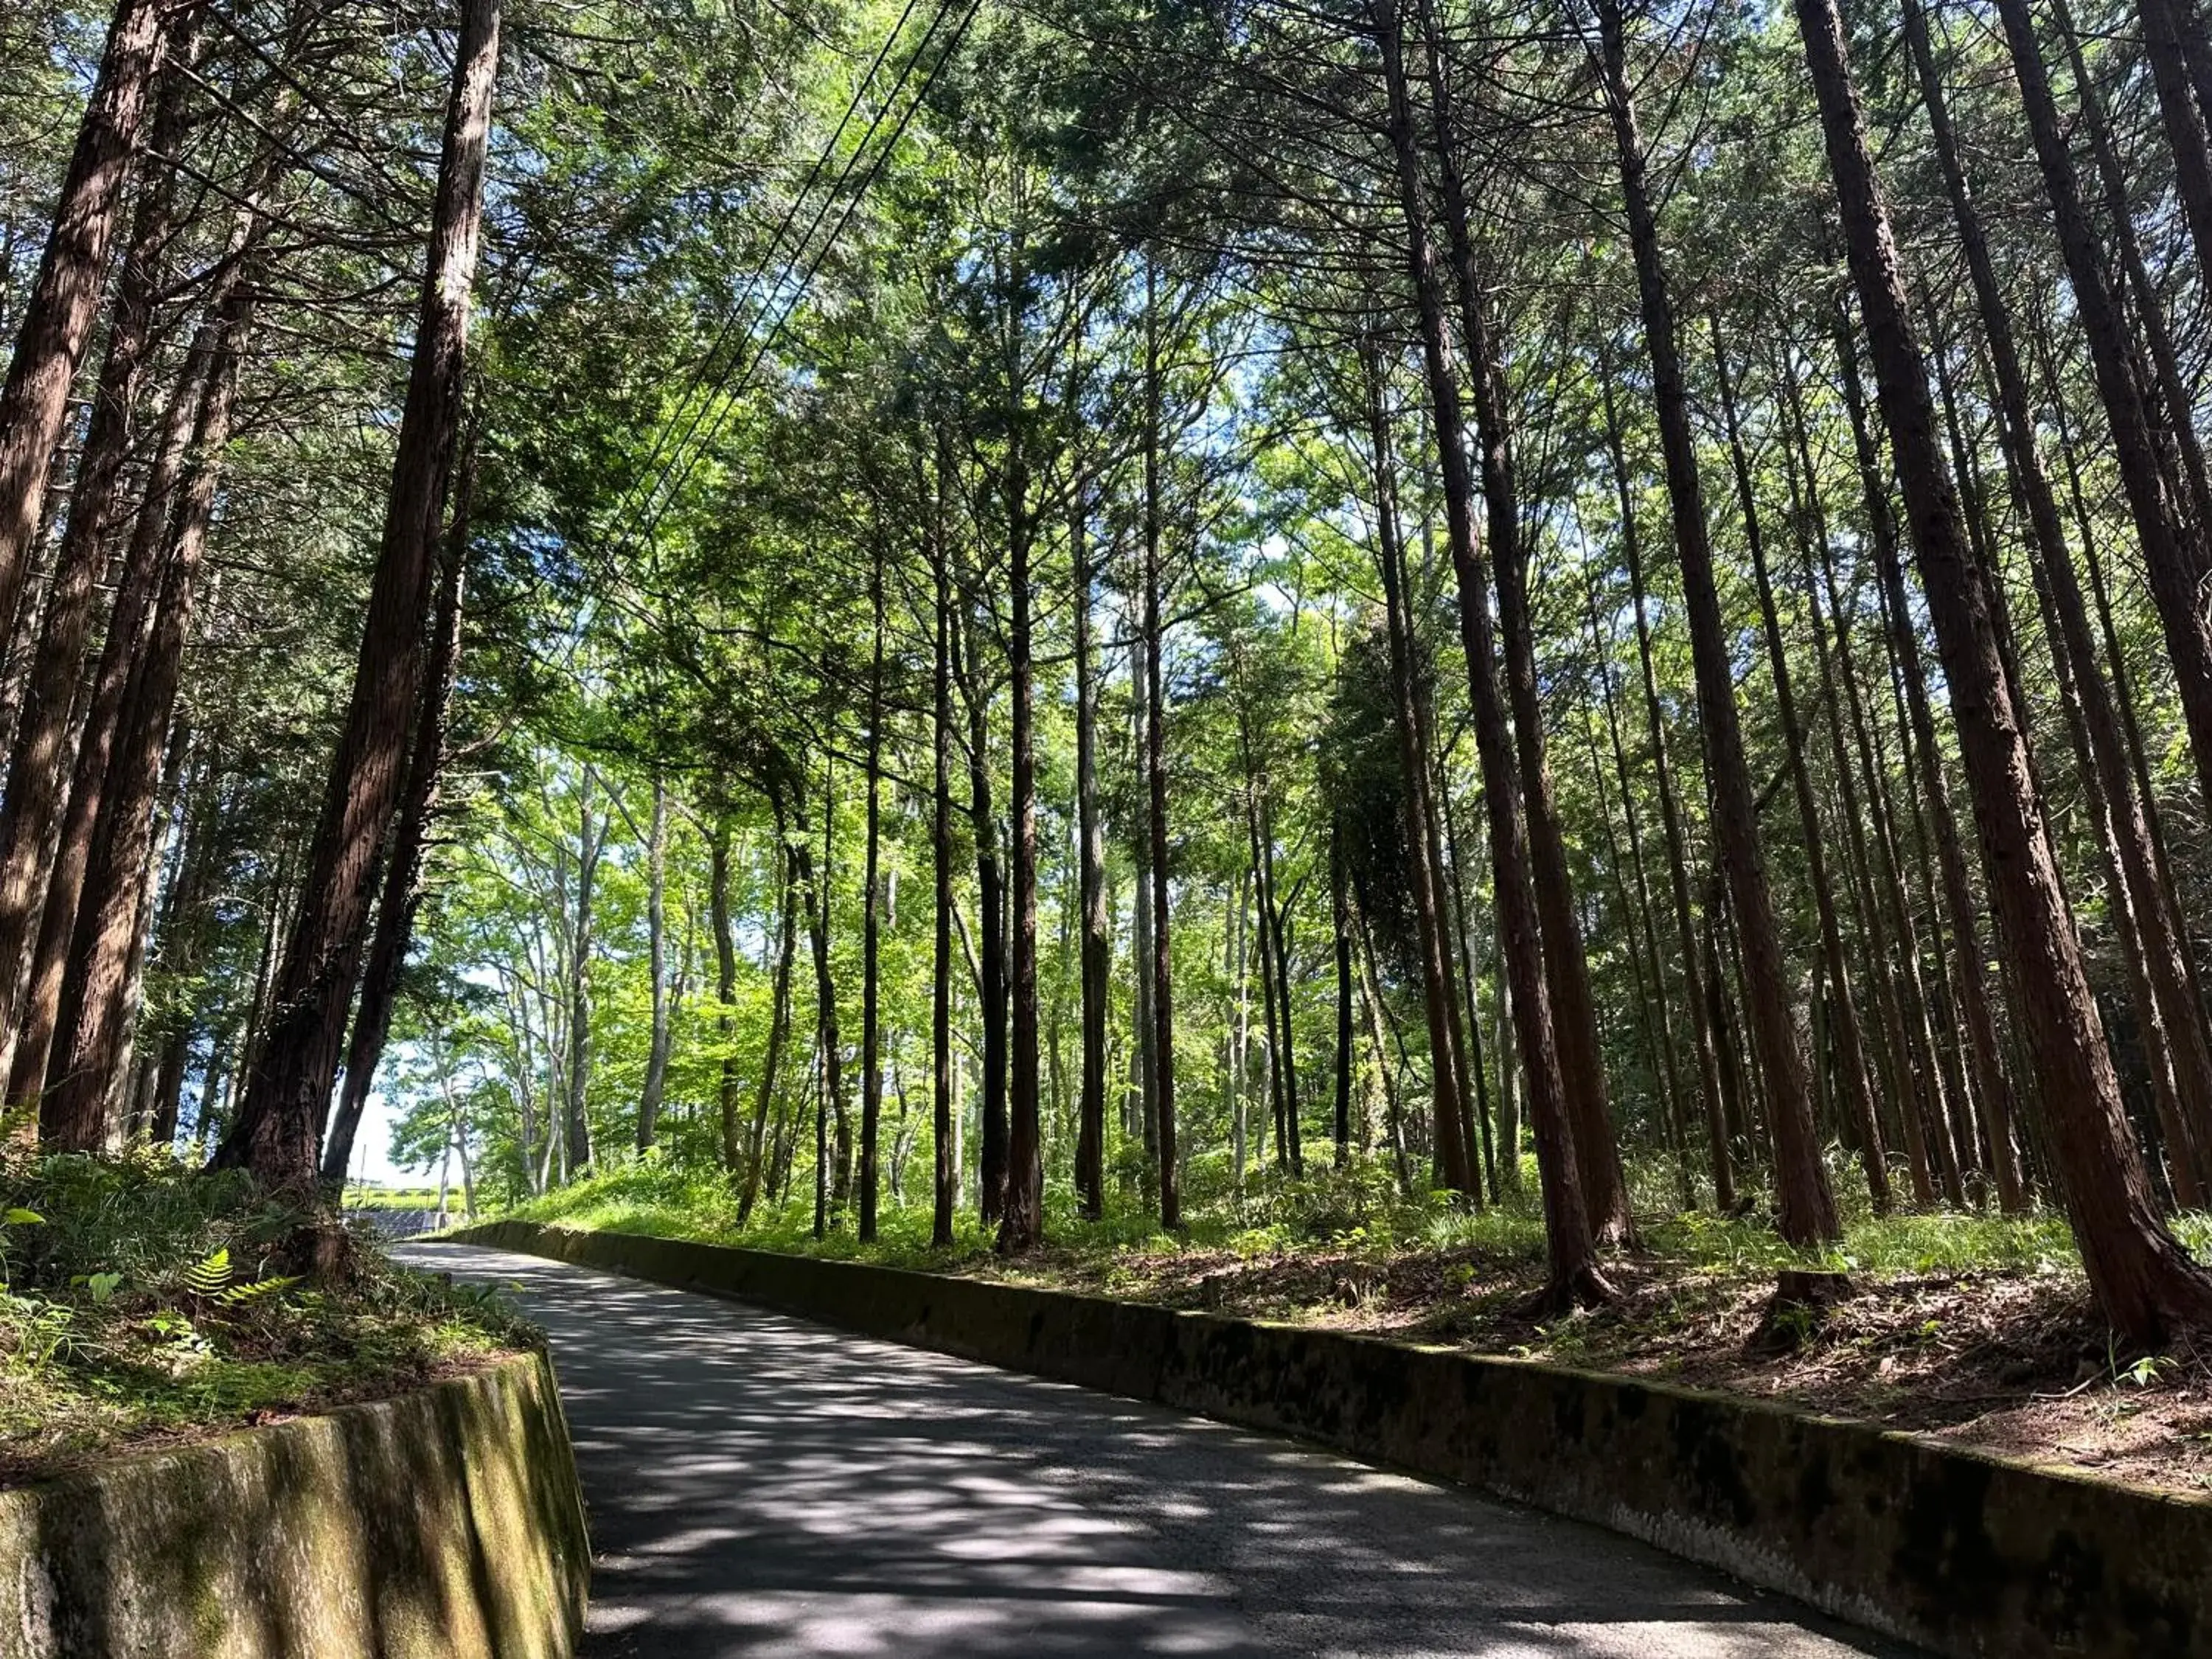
[[401, 1242, 1919, 1659]]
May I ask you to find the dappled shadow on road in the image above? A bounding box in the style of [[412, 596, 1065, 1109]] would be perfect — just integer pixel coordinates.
[[402, 1243, 1909, 1659]]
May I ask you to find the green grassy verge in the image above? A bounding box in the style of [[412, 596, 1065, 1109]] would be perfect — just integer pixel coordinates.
[[1, 1149, 532, 1486], [491, 1150, 2176, 1288]]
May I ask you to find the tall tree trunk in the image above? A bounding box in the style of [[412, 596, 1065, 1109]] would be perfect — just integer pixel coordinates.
[[0, 25, 190, 1048], [320, 457, 470, 1183], [1988, 0, 2212, 826], [1833, 320, 2028, 1208], [1419, 0, 1629, 1244], [1777, 354, 1939, 1202], [859, 549, 886, 1242], [2135, 0, 2212, 293], [1711, 316, 1889, 1210], [1361, 337, 1476, 1205], [1000, 464, 1044, 1253], [0, 0, 167, 655], [952, 600, 1008, 1222], [637, 773, 671, 1152], [736, 834, 796, 1227], [1332, 816, 1354, 1166], [563, 766, 602, 1180], [933, 484, 959, 1247], [1594, 0, 1835, 1245], [1373, 0, 1603, 1301], [216, 0, 499, 1189], [1600, 368, 1733, 1211], [1792, 0, 2212, 1341], [1071, 480, 1107, 1221], [1904, 0, 2112, 1211], [1141, 265, 1179, 1231], [7, 274, 240, 1113], [713, 824, 742, 1172], [41, 293, 247, 1150]]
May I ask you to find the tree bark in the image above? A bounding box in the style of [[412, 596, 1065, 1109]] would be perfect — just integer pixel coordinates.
[[1599, 366, 1734, 1211], [860, 547, 886, 1241], [1989, 0, 2212, 826], [0, 24, 191, 1053], [1792, 0, 2212, 1340], [1071, 479, 1107, 1220], [1141, 265, 1179, 1231], [0, 0, 167, 658], [1419, 0, 1629, 1245], [951, 599, 1008, 1222], [1373, 0, 1602, 1300], [216, 0, 500, 1190], [1361, 339, 1481, 1204], [320, 457, 470, 1183], [933, 476, 959, 1246], [999, 450, 1044, 1253], [636, 773, 671, 1152], [1595, 0, 1835, 1245], [1711, 316, 1888, 1210], [735, 832, 796, 1227], [42, 291, 248, 1150]]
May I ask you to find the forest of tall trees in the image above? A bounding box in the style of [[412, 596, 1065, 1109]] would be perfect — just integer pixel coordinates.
[[13, 0, 2212, 1345]]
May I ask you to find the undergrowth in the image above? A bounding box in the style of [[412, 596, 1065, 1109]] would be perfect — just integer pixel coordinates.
[[0, 1147, 532, 1486], [494, 1142, 2129, 1289]]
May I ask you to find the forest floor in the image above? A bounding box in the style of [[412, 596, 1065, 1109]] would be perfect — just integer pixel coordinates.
[[0, 1151, 532, 1487], [503, 1160, 2212, 1500]]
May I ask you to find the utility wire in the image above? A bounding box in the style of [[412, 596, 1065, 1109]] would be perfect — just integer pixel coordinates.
[[599, 0, 933, 537], [603, 0, 978, 566]]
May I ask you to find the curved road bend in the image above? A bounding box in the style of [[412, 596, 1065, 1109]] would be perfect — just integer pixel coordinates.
[[401, 1242, 1920, 1659]]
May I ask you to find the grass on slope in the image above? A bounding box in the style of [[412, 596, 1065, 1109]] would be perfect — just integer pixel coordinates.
[[0, 1147, 532, 1487]]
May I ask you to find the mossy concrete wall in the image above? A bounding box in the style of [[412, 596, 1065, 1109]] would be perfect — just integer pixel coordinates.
[[461, 1217, 2211, 1658], [0, 1348, 588, 1659]]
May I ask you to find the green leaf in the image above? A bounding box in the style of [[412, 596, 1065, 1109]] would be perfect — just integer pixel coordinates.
[[184, 1247, 232, 1297], [4, 1208, 44, 1226]]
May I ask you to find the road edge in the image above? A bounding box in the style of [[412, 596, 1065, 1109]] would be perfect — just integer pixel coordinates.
[[453, 1217, 2209, 1659]]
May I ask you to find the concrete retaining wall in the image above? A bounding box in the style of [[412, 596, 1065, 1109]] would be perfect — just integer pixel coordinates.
[[0, 1348, 588, 1659], [462, 1217, 2212, 1658]]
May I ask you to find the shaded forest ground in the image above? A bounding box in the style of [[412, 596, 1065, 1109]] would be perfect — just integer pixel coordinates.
[[504, 1159, 2212, 1499]]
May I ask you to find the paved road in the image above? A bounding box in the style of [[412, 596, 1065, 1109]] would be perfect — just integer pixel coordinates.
[[403, 1242, 1917, 1659]]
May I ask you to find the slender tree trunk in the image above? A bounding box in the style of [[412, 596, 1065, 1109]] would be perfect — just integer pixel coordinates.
[[952, 601, 1008, 1222], [216, 0, 500, 1189], [1332, 817, 1354, 1166], [1596, 0, 1834, 1245], [1071, 481, 1107, 1221], [1000, 465, 1044, 1252], [1374, 0, 1603, 1300], [0, 29, 189, 1047], [1361, 339, 1475, 1204], [1833, 320, 2028, 1210], [42, 293, 248, 1150], [1141, 265, 1179, 1231], [2135, 0, 2212, 293], [933, 489, 959, 1246], [1601, 369, 1733, 1211], [636, 773, 671, 1152], [0, 0, 168, 655], [860, 549, 886, 1241], [321, 456, 470, 1182], [1792, 0, 2212, 1340], [1711, 317, 1889, 1210], [7, 276, 240, 1113], [1421, 7, 1627, 1245], [1988, 0, 2212, 825], [563, 766, 602, 1180], [713, 824, 742, 1172], [736, 835, 796, 1227]]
